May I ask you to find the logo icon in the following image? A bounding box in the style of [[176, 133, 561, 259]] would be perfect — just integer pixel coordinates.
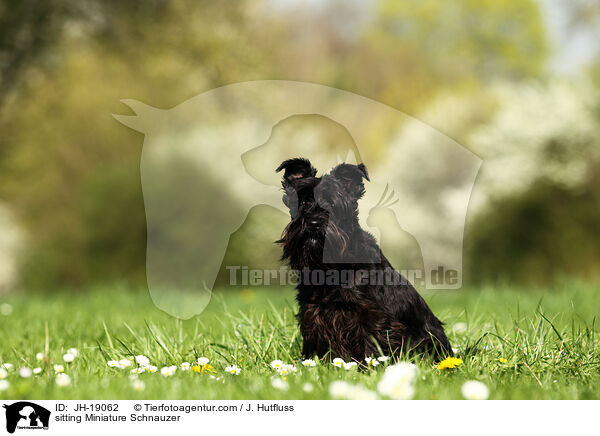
[[3, 402, 50, 433]]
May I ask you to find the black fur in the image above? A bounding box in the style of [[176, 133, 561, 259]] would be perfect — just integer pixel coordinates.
[[276, 158, 452, 361]]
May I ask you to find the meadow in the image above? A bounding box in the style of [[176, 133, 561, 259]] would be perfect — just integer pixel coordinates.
[[0, 281, 599, 400]]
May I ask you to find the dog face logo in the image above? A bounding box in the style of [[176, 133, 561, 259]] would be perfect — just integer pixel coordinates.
[[3, 402, 50, 433]]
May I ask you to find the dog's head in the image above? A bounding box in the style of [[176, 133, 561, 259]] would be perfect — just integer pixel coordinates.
[[276, 158, 369, 267]]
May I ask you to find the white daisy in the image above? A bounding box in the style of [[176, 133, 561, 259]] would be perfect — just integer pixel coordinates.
[[365, 357, 380, 367], [35, 353, 44, 361], [378, 379, 414, 400], [271, 378, 289, 391], [107, 360, 119, 368], [0, 380, 9, 391], [332, 358, 344, 368], [33, 368, 42, 375], [147, 365, 158, 373], [0, 368, 7, 379], [67, 348, 79, 357], [384, 362, 417, 376], [19, 367, 32, 378], [53, 364, 64, 373], [160, 366, 177, 377], [277, 364, 297, 376], [132, 379, 145, 392], [225, 365, 241, 375], [180, 362, 191, 371], [377, 356, 390, 362], [118, 359, 131, 368], [346, 384, 378, 400], [301, 359, 316, 367], [1, 363, 13, 371], [55, 373, 71, 387], [131, 367, 145, 375], [377, 362, 418, 400], [270, 360, 283, 369], [343, 361, 358, 370], [135, 355, 150, 366], [329, 380, 353, 399], [197, 357, 210, 366], [461, 380, 490, 400], [63, 353, 75, 363]]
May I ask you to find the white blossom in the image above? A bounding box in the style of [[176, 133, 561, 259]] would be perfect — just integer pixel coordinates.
[[270, 360, 283, 369], [135, 355, 150, 367], [461, 380, 490, 400], [225, 365, 241, 375], [55, 373, 71, 387], [377, 362, 418, 400], [160, 366, 177, 377], [271, 378, 289, 391], [132, 379, 145, 391], [19, 367, 32, 378]]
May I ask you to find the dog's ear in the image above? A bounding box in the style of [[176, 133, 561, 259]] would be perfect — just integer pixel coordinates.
[[275, 158, 317, 187], [331, 163, 369, 198], [332, 163, 369, 182]]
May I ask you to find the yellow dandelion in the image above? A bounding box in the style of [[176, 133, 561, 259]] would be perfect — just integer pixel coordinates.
[[497, 358, 507, 363], [192, 364, 215, 374], [437, 357, 463, 370], [201, 364, 215, 374]]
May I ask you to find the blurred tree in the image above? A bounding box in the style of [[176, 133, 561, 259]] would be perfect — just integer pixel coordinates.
[[465, 177, 600, 284], [0, 0, 565, 290], [0, 0, 275, 289], [358, 0, 548, 108], [0, 0, 65, 110], [464, 79, 600, 285]]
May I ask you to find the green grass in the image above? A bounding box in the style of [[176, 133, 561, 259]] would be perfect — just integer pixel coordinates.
[[1, 280, 599, 399]]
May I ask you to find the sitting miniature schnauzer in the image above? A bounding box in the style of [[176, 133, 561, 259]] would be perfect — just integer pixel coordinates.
[[276, 158, 452, 361]]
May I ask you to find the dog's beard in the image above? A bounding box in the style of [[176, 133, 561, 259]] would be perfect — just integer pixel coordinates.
[[298, 225, 327, 267], [323, 221, 348, 261], [306, 235, 320, 247], [281, 224, 353, 270]]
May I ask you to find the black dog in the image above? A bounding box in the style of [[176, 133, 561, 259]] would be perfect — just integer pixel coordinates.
[[276, 158, 452, 361]]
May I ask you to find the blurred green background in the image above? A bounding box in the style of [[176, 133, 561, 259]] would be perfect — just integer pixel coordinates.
[[0, 0, 599, 293]]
